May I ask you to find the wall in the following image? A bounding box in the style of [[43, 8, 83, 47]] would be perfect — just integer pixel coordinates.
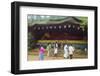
[[0, 0, 99, 76]]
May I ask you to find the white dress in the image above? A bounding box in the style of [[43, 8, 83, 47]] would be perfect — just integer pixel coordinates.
[[64, 45, 69, 58], [69, 46, 75, 55], [54, 48, 58, 54], [54, 44, 58, 54]]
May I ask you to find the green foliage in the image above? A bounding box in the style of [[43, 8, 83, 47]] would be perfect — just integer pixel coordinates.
[[28, 32, 34, 51], [28, 15, 88, 27], [77, 17, 88, 26]]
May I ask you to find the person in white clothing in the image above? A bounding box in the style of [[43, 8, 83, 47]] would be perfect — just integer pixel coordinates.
[[64, 44, 69, 59], [68, 45, 75, 59], [54, 42, 58, 57]]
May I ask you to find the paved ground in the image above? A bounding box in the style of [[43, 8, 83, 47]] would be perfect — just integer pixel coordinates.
[[27, 55, 64, 61], [27, 49, 87, 61]]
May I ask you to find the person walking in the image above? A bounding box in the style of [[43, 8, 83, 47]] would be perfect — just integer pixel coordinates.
[[39, 46, 45, 60], [54, 42, 58, 57], [46, 43, 51, 57], [68, 45, 75, 59], [64, 44, 69, 59]]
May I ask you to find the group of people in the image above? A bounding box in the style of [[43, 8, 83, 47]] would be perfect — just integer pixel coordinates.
[[64, 44, 75, 59], [39, 42, 75, 60]]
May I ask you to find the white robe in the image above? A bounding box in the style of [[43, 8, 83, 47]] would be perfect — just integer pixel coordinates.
[[54, 44, 58, 54], [54, 48, 58, 54], [64, 45, 69, 58], [69, 46, 75, 55]]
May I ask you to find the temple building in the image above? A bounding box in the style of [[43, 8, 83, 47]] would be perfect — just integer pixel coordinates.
[[28, 17, 87, 40]]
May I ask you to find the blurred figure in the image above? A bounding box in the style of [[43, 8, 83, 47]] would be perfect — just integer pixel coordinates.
[[64, 44, 69, 59], [84, 48, 87, 52], [46, 43, 51, 57], [39, 46, 45, 60], [68, 45, 75, 59], [54, 42, 58, 57]]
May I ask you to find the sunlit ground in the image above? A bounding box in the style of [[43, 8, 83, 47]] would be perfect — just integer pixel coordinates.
[[27, 49, 88, 61]]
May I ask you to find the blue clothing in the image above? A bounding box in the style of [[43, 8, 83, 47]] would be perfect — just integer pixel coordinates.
[[39, 53, 44, 60]]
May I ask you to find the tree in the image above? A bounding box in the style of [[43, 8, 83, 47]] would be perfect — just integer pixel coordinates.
[[28, 32, 34, 51], [78, 17, 88, 26]]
